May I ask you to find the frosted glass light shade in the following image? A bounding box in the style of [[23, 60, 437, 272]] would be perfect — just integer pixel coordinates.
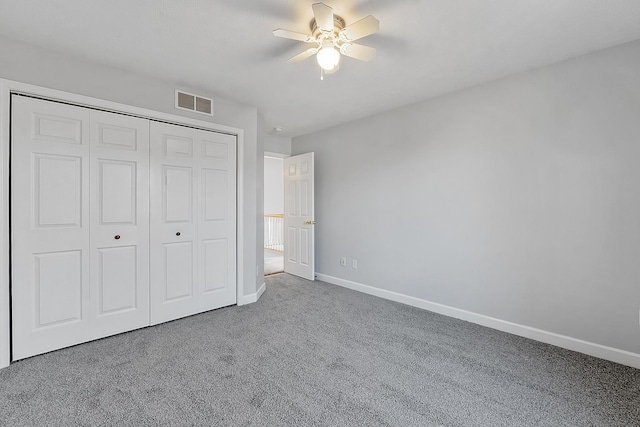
[[316, 47, 340, 71]]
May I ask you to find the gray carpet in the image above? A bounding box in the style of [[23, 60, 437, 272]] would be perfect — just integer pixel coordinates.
[[1, 274, 639, 426]]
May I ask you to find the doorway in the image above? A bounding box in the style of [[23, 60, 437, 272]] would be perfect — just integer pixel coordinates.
[[264, 155, 284, 275], [264, 152, 315, 280]]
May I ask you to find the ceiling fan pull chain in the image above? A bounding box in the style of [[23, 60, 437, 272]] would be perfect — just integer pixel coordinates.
[[320, 68, 324, 81]]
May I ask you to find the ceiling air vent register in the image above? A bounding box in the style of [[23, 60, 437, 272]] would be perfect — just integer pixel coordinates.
[[175, 90, 214, 116]]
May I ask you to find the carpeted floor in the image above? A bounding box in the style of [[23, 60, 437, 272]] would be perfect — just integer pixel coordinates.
[[264, 249, 284, 275], [1, 274, 639, 426]]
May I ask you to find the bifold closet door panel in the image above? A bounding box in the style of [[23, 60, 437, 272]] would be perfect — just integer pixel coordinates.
[[11, 96, 91, 360], [89, 110, 150, 338], [198, 129, 237, 309], [150, 121, 237, 325], [11, 96, 150, 360]]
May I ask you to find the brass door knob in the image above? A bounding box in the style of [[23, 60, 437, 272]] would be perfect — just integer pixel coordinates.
[[305, 221, 316, 225]]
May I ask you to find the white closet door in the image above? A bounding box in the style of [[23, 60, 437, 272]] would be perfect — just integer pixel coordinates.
[[11, 96, 150, 360], [150, 122, 236, 325], [89, 110, 150, 337]]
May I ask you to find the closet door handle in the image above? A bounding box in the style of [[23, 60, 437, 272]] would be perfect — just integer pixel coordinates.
[[176, 232, 181, 236], [114, 235, 121, 240]]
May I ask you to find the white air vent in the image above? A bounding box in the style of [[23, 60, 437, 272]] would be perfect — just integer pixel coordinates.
[[175, 90, 214, 116]]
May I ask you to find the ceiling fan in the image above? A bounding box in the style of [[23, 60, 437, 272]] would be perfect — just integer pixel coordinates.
[[273, 2, 380, 75]]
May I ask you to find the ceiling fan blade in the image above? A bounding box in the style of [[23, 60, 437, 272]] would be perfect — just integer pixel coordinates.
[[273, 29, 314, 43], [312, 2, 335, 32], [340, 43, 377, 61], [287, 48, 319, 63], [340, 15, 380, 41]]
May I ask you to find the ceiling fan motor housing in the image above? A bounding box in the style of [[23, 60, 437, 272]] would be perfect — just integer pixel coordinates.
[[310, 15, 345, 38]]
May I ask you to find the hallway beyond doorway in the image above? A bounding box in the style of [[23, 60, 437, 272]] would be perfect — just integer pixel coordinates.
[[264, 249, 284, 276]]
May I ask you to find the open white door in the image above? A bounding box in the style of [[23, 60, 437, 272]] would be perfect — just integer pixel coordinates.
[[283, 152, 315, 280]]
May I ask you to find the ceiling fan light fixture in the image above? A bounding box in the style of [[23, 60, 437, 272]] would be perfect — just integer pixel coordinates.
[[316, 47, 340, 71], [273, 2, 378, 75]]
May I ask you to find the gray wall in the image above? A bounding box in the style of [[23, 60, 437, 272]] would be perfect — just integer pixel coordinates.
[[293, 40, 640, 354], [0, 35, 262, 297], [264, 134, 291, 156]]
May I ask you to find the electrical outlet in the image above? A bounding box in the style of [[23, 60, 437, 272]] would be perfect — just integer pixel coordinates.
[[340, 257, 346, 266], [352, 259, 358, 269]]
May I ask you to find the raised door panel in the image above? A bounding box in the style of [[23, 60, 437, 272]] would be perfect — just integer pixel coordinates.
[[164, 242, 194, 301], [300, 159, 310, 175], [203, 169, 226, 222], [35, 250, 83, 327], [203, 239, 227, 293], [97, 246, 137, 315], [287, 227, 297, 263], [34, 154, 83, 229], [98, 160, 137, 225], [299, 229, 310, 267], [202, 139, 228, 170], [95, 123, 137, 151], [32, 114, 83, 145], [165, 135, 193, 158], [164, 166, 193, 223], [287, 181, 298, 216], [300, 179, 310, 218]]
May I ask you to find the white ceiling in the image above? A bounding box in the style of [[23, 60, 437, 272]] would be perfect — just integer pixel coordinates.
[[1, 0, 640, 137]]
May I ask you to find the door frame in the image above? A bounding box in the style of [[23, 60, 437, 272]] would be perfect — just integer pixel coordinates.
[[263, 153, 287, 275], [0, 79, 247, 369]]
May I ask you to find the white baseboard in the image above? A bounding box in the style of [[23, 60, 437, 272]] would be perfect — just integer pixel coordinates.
[[257, 282, 266, 300], [237, 282, 266, 306], [316, 273, 640, 369]]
